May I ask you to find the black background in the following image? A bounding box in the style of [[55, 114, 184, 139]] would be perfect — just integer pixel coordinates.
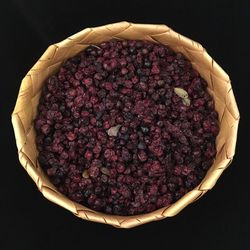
[[1, 0, 250, 249]]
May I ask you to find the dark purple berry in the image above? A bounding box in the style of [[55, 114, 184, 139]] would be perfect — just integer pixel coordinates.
[[35, 39, 219, 216]]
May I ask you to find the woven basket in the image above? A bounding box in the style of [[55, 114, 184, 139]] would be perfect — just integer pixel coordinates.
[[12, 21, 239, 228]]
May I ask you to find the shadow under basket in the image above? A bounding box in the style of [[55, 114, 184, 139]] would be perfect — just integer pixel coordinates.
[[12, 21, 240, 228]]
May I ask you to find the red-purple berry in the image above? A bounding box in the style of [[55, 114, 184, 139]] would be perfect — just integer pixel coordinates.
[[35, 39, 219, 216]]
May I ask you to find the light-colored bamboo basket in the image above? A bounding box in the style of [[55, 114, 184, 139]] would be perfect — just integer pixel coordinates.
[[12, 21, 239, 228]]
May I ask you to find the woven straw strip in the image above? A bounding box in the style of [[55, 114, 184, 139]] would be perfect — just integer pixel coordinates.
[[12, 21, 239, 228]]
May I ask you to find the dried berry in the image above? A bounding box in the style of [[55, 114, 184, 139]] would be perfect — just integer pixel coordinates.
[[35, 39, 219, 216]]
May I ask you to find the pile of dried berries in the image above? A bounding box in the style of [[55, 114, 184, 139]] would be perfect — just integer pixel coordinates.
[[35, 40, 219, 215]]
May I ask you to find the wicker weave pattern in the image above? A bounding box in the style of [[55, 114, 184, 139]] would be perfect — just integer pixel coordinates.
[[12, 22, 239, 228]]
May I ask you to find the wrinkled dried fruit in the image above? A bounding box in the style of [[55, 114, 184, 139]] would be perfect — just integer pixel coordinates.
[[35, 39, 219, 216]]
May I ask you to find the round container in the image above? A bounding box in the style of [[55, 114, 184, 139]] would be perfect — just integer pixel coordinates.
[[12, 21, 239, 228]]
